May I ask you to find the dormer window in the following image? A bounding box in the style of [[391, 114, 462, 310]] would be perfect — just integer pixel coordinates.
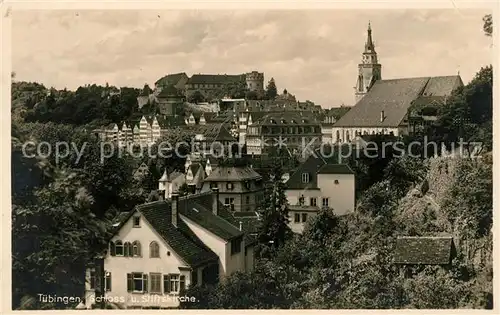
[[301, 173, 310, 183]]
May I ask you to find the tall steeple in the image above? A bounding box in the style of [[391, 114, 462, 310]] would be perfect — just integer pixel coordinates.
[[354, 22, 382, 103], [365, 21, 375, 53]]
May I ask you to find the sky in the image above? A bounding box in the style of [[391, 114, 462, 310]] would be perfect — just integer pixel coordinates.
[[12, 9, 492, 107]]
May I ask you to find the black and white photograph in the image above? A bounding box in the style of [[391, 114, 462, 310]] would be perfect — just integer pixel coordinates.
[[6, 3, 495, 311]]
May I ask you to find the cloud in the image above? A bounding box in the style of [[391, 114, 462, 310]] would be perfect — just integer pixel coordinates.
[[12, 9, 492, 107]]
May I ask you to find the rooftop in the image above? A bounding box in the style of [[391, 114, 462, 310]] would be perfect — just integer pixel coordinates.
[[334, 75, 463, 128], [394, 236, 455, 265]]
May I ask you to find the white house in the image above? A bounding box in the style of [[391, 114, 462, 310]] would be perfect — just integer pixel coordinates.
[[285, 152, 356, 233], [84, 190, 257, 309]]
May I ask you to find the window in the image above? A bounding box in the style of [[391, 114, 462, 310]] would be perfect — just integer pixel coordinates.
[[210, 182, 218, 189], [90, 270, 96, 290], [164, 274, 181, 293], [298, 195, 305, 206], [310, 197, 317, 207], [127, 273, 148, 293], [246, 196, 250, 204], [224, 198, 235, 211], [105, 271, 111, 291], [109, 242, 116, 256], [226, 182, 234, 190], [115, 241, 124, 256], [132, 241, 142, 257], [322, 197, 329, 207], [334, 180, 339, 185], [191, 270, 198, 286], [231, 237, 242, 255], [294, 213, 300, 223], [245, 181, 251, 190], [180, 275, 186, 292], [124, 242, 132, 257], [150, 241, 160, 258], [302, 213, 308, 223], [301, 173, 310, 183], [149, 273, 162, 293], [133, 216, 141, 227]]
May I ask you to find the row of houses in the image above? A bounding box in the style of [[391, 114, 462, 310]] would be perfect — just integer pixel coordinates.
[[83, 145, 358, 308], [81, 22, 467, 309], [83, 143, 463, 309]]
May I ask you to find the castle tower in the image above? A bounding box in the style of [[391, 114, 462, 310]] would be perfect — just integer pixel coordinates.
[[354, 22, 382, 103], [245, 71, 264, 92]]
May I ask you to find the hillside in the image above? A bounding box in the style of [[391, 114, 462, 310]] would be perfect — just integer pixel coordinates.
[[182, 153, 493, 309]]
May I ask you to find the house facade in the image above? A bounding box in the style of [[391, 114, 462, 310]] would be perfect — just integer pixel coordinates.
[[285, 153, 355, 233], [245, 111, 322, 156], [84, 190, 257, 309], [200, 166, 264, 212], [94, 115, 182, 147]]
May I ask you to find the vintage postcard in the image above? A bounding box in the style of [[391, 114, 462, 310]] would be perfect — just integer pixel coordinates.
[[4, 1, 496, 312]]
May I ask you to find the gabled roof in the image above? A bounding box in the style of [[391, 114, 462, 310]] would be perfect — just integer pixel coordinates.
[[113, 192, 252, 267], [155, 72, 188, 86], [317, 164, 354, 175], [157, 115, 186, 128], [334, 75, 462, 128], [394, 236, 455, 265], [180, 194, 243, 241], [253, 111, 320, 126], [286, 146, 354, 190], [137, 200, 218, 267], [204, 166, 262, 182]]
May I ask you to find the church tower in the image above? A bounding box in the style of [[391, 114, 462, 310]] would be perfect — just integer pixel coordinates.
[[354, 22, 382, 103]]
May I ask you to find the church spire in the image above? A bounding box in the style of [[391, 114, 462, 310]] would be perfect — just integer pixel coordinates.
[[365, 21, 375, 53], [355, 21, 382, 103]]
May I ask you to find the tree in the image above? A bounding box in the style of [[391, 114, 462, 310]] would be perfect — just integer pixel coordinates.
[[187, 91, 205, 104], [483, 14, 492, 37], [257, 163, 292, 257], [265, 78, 278, 100], [12, 164, 113, 309], [245, 90, 258, 100], [434, 66, 492, 150]]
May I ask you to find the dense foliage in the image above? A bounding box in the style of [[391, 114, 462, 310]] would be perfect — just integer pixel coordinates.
[[13, 82, 141, 127], [183, 155, 492, 309]]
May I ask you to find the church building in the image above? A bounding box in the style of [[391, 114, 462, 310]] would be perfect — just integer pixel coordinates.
[[332, 23, 463, 143]]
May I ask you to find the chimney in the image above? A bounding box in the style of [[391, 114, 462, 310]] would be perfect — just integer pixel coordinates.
[[171, 193, 179, 228], [212, 188, 219, 216], [380, 110, 385, 122]]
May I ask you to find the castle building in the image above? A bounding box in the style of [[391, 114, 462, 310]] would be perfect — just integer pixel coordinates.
[[156, 85, 185, 116], [354, 22, 382, 103], [245, 71, 264, 93], [154, 72, 189, 92], [185, 74, 246, 99]]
